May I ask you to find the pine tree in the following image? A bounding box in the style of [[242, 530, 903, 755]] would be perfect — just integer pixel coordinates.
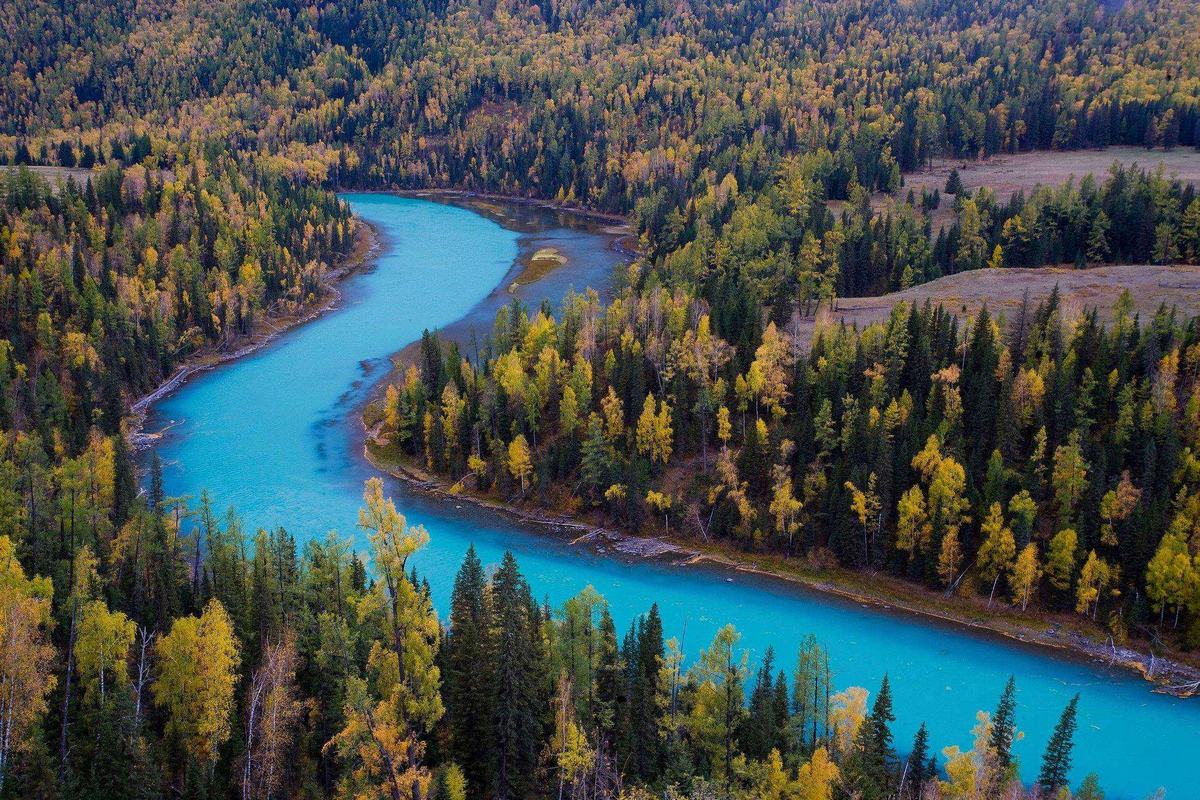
[[629, 605, 664, 781], [446, 546, 491, 796], [594, 605, 621, 743], [489, 552, 542, 800], [989, 676, 1018, 776], [771, 670, 790, 758], [742, 647, 778, 761], [900, 722, 930, 798], [852, 674, 897, 798], [1075, 772, 1105, 800], [1037, 694, 1079, 796], [945, 167, 964, 195]]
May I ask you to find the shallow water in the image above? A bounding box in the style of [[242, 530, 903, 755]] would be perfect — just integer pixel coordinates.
[[144, 194, 1196, 798]]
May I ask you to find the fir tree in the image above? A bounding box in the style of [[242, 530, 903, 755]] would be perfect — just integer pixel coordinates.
[[629, 605, 664, 781], [771, 670, 790, 757], [945, 167, 964, 195], [901, 722, 930, 798], [989, 676, 1018, 775], [742, 647, 778, 761], [446, 546, 491, 796], [593, 605, 621, 742], [1037, 694, 1080, 796], [1075, 772, 1104, 800], [489, 552, 542, 800], [852, 674, 897, 798]]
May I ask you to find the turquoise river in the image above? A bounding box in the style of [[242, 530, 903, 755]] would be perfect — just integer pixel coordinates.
[[142, 194, 1197, 798]]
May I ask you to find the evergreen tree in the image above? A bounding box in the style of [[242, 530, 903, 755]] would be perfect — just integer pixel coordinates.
[[628, 605, 664, 781], [446, 546, 491, 796], [989, 676, 1018, 775], [489, 553, 542, 800], [901, 722, 930, 798], [1075, 772, 1104, 800], [771, 670, 790, 758], [851, 674, 897, 798], [741, 647, 778, 761], [945, 168, 964, 195], [1037, 694, 1080, 796], [593, 605, 621, 743]]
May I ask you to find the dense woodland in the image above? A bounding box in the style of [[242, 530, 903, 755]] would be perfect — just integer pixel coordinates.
[[1, 0, 1200, 796], [0, 468, 1096, 800]]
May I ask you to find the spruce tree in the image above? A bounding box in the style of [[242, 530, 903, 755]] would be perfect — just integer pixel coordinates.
[[594, 605, 621, 742], [901, 722, 930, 798], [989, 676, 1018, 775], [630, 604, 664, 781], [489, 552, 541, 800], [853, 674, 897, 798], [771, 670, 790, 757], [1037, 694, 1080, 796], [742, 647, 777, 760], [1075, 772, 1104, 800], [945, 167, 964, 195], [614, 621, 639, 771], [446, 546, 491, 796]]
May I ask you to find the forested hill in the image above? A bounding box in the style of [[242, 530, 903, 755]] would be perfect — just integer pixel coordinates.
[[5, 0, 1199, 195]]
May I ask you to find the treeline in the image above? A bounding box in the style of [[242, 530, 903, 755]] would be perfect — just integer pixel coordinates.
[[937, 163, 1200, 274], [376, 263, 1200, 647], [646, 159, 1200, 321], [0, 164, 356, 449], [0, 472, 1098, 799]]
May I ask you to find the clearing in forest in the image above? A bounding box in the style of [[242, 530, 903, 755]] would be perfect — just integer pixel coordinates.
[[853, 147, 1200, 232], [792, 263, 1200, 348]]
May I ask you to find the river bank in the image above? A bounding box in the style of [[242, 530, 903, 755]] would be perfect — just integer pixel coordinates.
[[363, 438, 1200, 698], [349, 193, 1200, 698], [127, 219, 380, 449], [392, 188, 640, 260]]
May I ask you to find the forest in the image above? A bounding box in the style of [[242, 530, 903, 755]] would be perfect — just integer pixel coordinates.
[[1, 0, 1200, 796], [0, 470, 1096, 800]]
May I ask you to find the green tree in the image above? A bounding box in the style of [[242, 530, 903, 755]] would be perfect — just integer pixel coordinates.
[[489, 553, 543, 799], [988, 676, 1018, 777], [851, 674, 897, 798], [687, 624, 747, 792], [445, 546, 491, 794], [1037, 694, 1080, 796]]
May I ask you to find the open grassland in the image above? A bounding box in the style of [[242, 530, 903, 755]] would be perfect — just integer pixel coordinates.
[[794, 263, 1200, 347], [910, 146, 1200, 199], [2, 164, 95, 185], [843, 147, 1200, 232]]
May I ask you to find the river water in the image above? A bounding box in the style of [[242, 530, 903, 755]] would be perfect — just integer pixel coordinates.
[[143, 193, 1196, 798]]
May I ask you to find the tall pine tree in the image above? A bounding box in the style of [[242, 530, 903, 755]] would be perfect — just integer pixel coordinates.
[[989, 676, 1018, 776], [445, 546, 491, 797], [489, 552, 542, 800], [1037, 694, 1080, 796]]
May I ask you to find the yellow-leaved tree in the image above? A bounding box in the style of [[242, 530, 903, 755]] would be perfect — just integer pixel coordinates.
[[635, 393, 673, 465], [75, 600, 136, 706], [796, 746, 839, 800], [328, 479, 443, 800], [976, 503, 1016, 607], [154, 598, 240, 767], [507, 435, 533, 491], [0, 536, 56, 792], [1009, 543, 1042, 612]]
